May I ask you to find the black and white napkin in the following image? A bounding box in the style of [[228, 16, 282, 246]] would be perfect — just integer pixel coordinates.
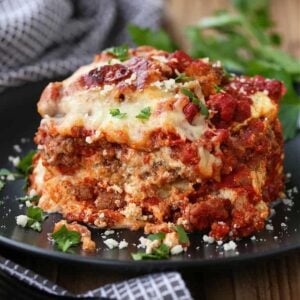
[[0, 256, 192, 299], [0, 0, 162, 92]]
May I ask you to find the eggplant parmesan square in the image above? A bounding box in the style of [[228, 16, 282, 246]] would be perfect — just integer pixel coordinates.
[[30, 46, 285, 240]]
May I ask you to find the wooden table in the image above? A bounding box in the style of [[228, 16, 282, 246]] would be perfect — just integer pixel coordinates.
[[1, 1, 300, 299]]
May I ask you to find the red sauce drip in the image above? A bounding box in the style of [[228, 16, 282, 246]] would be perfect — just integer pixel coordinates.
[[83, 64, 132, 87]]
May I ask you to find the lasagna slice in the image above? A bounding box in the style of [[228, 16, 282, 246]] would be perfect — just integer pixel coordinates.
[[30, 46, 285, 240]]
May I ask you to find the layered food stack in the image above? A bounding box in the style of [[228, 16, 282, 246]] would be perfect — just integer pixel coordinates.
[[30, 46, 285, 240]]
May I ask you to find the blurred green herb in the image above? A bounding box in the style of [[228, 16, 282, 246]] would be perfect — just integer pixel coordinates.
[[128, 24, 177, 52], [0, 180, 5, 192], [128, 0, 300, 140], [105, 44, 129, 62], [174, 72, 193, 83]]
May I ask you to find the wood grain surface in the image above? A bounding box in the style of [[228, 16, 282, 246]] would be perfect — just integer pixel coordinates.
[[1, 1, 300, 299]]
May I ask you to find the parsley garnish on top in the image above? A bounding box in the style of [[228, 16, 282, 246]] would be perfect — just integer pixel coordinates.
[[52, 225, 81, 253], [174, 72, 193, 83], [214, 84, 225, 93], [181, 88, 209, 117], [136, 107, 151, 121], [105, 44, 129, 62], [109, 108, 127, 119]]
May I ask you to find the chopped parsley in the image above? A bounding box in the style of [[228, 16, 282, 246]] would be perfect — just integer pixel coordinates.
[[136, 107, 151, 121], [20, 206, 47, 232], [132, 243, 170, 260], [147, 232, 166, 241], [52, 224, 81, 253], [17, 150, 36, 190], [109, 108, 127, 119], [105, 44, 129, 62], [214, 84, 224, 93], [17, 194, 40, 204], [174, 72, 193, 83], [181, 88, 209, 117], [174, 225, 189, 244]]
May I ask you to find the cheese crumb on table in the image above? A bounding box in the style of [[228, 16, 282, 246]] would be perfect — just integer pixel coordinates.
[[16, 215, 28, 227], [103, 238, 119, 249], [223, 241, 237, 251]]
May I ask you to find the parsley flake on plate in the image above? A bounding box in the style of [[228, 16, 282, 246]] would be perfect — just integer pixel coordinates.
[[16, 194, 40, 204], [17, 150, 36, 190], [52, 224, 81, 253], [147, 232, 166, 241], [105, 44, 129, 62], [0, 180, 5, 191], [109, 108, 127, 119], [181, 88, 209, 117], [136, 107, 151, 121], [16, 206, 47, 232], [174, 225, 190, 244], [132, 243, 170, 261]]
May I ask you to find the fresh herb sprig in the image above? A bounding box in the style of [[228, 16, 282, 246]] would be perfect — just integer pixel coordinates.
[[105, 44, 129, 62], [136, 107, 151, 121], [16, 206, 47, 232], [17, 194, 40, 204], [181, 88, 209, 117], [132, 243, 170, 261], [174, 225, 190, 244], [109, 108, 127, 119], [174, 72, 193, 83], [17, 150, 36, 190], [52, 225, 81, 253]]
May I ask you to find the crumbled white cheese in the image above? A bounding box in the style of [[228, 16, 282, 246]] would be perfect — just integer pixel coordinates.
[[100, 84, 114, 96], [25, 200, 33, 207], [282, 198, 294, 207], [99, 212, 105, 219], [16, 215, 28, 227], [29, 189, 38, 197], [223, 241, 237, 251], [85, 136, 93, 144], [104, 230, 115, 236], [103, 238, 119, 249], [137, 236, 149, 249], [118, 240, 128, 249], [250, 236, 256, 241], [146, 239, 160, 254], [152, 55, 169, 63], [281, 222, 287, 227], [171, 245, 184, 255], [6, 174, 15, 181], [217, 240, 223, 246], [8, 156, 20, 167], [203, 234, 215, 244], [13, 144, 22, 153], [266, 224, 274, 231], [124, 73, 137, 84]]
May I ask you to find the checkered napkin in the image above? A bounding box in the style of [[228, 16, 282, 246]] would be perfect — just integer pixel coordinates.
[[0, 0, 162, 92], [0, 256, 192, 299]]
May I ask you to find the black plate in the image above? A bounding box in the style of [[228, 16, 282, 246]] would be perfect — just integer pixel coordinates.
[[0, 81, 299, 270]]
